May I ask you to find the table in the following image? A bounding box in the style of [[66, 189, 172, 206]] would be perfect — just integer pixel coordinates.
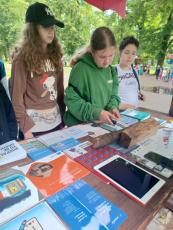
[[1, 108, 172, 229], [83, 108, 173, 230]]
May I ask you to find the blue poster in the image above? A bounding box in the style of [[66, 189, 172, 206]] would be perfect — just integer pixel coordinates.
[[47, 189, 108, 230], [66, 180, 127, 230], [47, 180, 127, 230]]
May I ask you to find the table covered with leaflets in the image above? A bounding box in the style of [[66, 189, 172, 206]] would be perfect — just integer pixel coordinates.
[[0, 108, 173, 230]]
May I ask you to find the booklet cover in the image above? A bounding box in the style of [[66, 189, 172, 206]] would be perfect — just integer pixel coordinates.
[[47, 187, 108, 230], [19, 138, 56, 161], [101, 114, 139, 132], [0, 201, 67, 230], [66, 180, 127, 230], [38, 127, 88, 146], [64, 141, 92, 159], [0, 168, 43, 225], [0, 140, 27, 166], [0, 157, 32, 171], [47, 180, 127, 230], [121, 109, 151, 121], [21, 154, 89, 197], [100, 123, 123, 132], [75, 123, 110, 137], [50, 137, 81, 153]]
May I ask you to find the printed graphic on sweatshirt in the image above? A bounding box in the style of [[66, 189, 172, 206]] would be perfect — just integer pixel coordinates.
[[39, 73, 57, 101], [38, 60, 57, 101]]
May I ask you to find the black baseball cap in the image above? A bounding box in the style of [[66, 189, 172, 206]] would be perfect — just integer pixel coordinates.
[[25, 2, 64, 28]]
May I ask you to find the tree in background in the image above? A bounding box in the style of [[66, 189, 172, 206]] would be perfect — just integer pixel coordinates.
[[49, 0, 105, 57], [101, 0, 173, 66], [0, 0, 172, 66], [0, 0, 28, 59]]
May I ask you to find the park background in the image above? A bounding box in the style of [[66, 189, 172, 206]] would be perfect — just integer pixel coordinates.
[[0, 0, 172, 66], [0, 0, 173, 114]]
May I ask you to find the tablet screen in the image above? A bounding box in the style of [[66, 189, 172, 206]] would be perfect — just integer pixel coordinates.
[[99, 157, 159, 198]]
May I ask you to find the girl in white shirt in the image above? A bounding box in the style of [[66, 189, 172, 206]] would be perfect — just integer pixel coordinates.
[[116, 36, 144, 110]]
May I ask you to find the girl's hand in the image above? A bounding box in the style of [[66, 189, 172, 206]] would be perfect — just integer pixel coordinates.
[[24, 130, 34, 139], [98, 110, 116, 124], [111, 108, 121, 119]]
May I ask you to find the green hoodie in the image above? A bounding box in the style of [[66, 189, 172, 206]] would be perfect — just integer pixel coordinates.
[[64, 53, 120, 126]]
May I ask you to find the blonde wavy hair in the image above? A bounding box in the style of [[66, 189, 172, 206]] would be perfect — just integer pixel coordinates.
[[11, 23, 63, 74]]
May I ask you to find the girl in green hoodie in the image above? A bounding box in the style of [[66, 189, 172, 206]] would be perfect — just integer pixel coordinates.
[[64, 27, 120, 126]]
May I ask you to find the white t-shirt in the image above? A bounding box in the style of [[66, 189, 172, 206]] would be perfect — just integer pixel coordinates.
[[116, 64, 139, 107], [27, 105, 62, 133]]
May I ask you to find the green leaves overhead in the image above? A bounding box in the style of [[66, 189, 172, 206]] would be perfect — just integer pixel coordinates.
[[0, 0, 172, 66]]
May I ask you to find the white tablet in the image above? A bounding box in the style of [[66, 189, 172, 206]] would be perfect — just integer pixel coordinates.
[[94, 155, 165, 205]]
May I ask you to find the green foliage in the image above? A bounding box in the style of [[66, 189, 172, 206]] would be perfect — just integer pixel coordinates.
[[124, 0, 173, 65], [49, 0, 105, 57], [0, 0, 172, 66], [0, 0, 28, 59]]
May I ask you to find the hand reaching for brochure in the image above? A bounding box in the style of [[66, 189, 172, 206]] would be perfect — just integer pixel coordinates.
[[111, 108, 121, 119], [24, 130, 34, 139], [97, 110, 117, 125]]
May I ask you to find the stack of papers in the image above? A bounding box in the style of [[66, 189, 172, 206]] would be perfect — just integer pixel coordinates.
[[121, 109, 151, 121], [0, 140, 27, 166]]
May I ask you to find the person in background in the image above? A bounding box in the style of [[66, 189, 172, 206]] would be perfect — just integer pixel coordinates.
[[143, 64, 147, 75], [155, 65, 161, 80], [134, 64, 139, 75], [146, 64, 150, 75], [64, 27, 120, 127], [116, 36, 144, 110], [0, 60, 10, 98], [170, 67, 173, 85], [0, 81, 18, 144], [138, 64, 143, 76], [10, 2, 65, 140]]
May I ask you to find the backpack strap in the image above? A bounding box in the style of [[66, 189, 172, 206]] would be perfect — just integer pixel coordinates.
[[131, 65, 141, 91]]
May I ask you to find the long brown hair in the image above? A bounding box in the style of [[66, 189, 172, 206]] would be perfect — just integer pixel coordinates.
[[12, 23, 63, 74], [70, 27, 116, 67]]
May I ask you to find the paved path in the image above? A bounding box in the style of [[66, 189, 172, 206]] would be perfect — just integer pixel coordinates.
[[139, 75, 173, 114]]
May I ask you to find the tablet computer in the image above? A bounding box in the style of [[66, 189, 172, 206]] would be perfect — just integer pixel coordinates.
[[94, 156, 165, 205]]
